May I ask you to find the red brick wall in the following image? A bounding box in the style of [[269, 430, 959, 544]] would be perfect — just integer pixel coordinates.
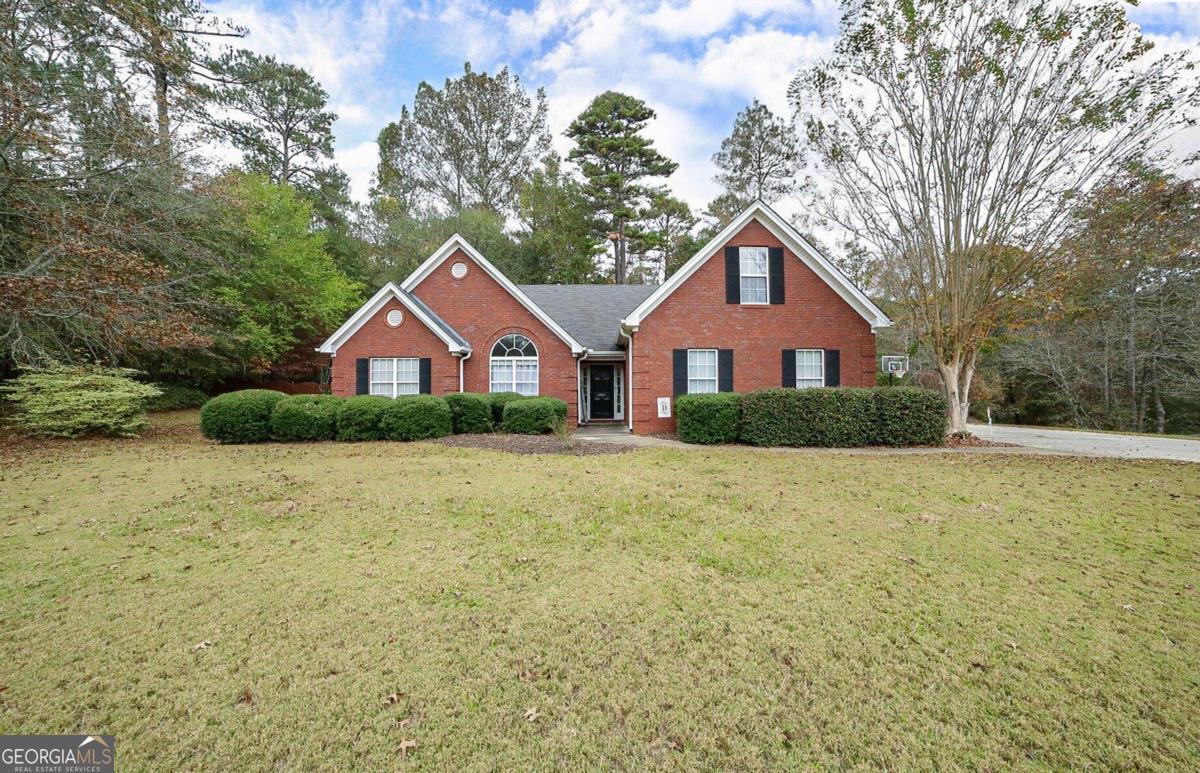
[[331, 297, 459, 396], [632, 219, 877, 435], [409, 249, 579, 425]]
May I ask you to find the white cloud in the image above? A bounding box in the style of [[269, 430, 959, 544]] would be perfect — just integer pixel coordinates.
[[335, 140, 380, 202]]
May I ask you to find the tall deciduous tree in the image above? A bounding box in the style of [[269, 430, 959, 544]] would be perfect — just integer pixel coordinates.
[[566, 91, 678, 284], [791, 0, 1199, 432], [712, 99, 800, 205], [375, 63, 550, 215]]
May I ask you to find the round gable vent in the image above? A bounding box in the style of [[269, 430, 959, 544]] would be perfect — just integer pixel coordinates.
[[450, 261, 468, 279], [386, 309, 403, 327]]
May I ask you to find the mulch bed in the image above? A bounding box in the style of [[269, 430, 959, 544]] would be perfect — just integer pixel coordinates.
[[945, 432, 1018, 448], [436, 433, 632, 456]]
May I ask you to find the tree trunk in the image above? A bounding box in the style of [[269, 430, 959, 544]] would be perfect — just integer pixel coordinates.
[[935, 352, 975, 434], [1154, 389, 1166, 434], [151, 34, 170, 154]]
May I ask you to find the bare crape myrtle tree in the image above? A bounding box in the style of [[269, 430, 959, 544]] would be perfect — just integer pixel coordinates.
[[791, 0, 1199, 433]]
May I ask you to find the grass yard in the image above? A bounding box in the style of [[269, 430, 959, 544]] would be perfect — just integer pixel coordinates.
[[1, 412, 1198, 770]]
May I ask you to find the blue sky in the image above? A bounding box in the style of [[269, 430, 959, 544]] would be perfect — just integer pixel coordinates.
[[206, 0, 1200, 210]]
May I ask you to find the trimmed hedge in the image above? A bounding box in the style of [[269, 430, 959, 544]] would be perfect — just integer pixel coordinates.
[[148, 383, 208, 411], [676, 393, 742, 444], [200, 389, 287, 444], [335, 395, 392, 441], [733, 387, 948, 448], [501, 397, 568, 434], [871, 387, 949, 446], [444, 392, 493, 434], [487, 391, 524, 424], [270, 394, 340, 441], [380, 395, 454, 441]]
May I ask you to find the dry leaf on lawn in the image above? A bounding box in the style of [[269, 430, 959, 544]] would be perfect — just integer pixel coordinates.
[[191, 640, 212, 652], [383, 692, 405, 706], [524, 706, 540, 722]]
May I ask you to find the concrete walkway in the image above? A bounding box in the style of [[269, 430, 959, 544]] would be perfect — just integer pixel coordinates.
[[968, 423, 1200, 463]]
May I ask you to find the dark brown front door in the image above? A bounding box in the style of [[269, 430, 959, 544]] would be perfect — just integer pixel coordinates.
[[590, 365, 614, 419]]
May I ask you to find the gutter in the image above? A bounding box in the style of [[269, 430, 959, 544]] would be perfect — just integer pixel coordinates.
[[617, 326, 635, 433], [458, 349, 472, 392], [575, 350, 589, 426]]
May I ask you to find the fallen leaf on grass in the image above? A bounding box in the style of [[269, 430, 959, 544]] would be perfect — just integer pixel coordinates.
[[397, 739, 417, 756], [236, 688, 253, 706], [524, 706, 540, 722], [397, 717, 412, 729], [970, 660, 990, 671], [383, 692, 406, 706], [1121, 604, 1136, 612], [191, 640, 212, 652]]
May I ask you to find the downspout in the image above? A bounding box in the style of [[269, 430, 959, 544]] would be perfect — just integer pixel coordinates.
[[618, 326, 634, 432], [576, 350, 589, 426], [458, 349, 472, 392]]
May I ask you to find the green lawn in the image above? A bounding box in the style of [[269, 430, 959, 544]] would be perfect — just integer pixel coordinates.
[[2, 412, 1198, 770]]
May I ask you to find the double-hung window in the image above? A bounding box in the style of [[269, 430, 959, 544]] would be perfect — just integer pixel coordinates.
[[795, 349, 824, 389], [370, 357, 419, 397], [687, 349, 718, 394], [490, 334, 539, 396], [739, 246, 769, 304]]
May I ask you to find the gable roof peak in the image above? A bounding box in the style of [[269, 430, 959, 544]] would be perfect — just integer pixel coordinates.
[[621, 200, 892, 330]]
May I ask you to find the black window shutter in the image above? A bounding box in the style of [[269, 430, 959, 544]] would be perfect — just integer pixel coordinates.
[[718, 349, 734, 392], [768, 247, 785, 304], [782, 349, 796, 387], [672, 349, 688, 396], [824, 349, 840, 387], [355, 358, 369, 395], [724, 246, 739, 304], [418, 358, 432, 394]]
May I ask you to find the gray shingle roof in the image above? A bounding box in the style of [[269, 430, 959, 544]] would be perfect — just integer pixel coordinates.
[[518, 284, 658, 351], [402, 287, 471, 349]]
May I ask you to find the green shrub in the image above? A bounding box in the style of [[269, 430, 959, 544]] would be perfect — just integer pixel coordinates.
[[872, 388, 948, 446], [148, 383, 208, 411], [501, 397, 568, 435], [444, 392, 493, 434], [270, 394, 340, 441], [2, 365, 161, 438], [335, 395, 392, 441], [739, 388, 876, 447], [380, 395, 453, 441], [487, 391, 524, 424], [676, 393, 742, 444], [199, 389, 287, 443]]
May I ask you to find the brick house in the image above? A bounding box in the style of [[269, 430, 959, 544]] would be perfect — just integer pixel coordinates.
[[318, 201, 892, 434]]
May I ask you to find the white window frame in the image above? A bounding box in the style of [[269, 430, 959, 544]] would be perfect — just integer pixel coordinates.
[[687, 349, 718, 394], [739, 246, 769, 305], [370, 357, 420, 398], [795, 349, 825, 389], [490, 334, 539, 396]]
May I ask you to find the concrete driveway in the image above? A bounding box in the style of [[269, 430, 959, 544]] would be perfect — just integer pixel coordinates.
[[967, 423, 1200, 463]]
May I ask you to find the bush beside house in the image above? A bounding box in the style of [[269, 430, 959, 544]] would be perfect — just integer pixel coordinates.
[[676, 393, 742, 444], [270, 394, 340, 441], [335, 396, 391, 441], [501, 397, 569, 434], [200, 389, 287, 443], [148, 384, 208, 412], [487, 392, 524, 425], [444, 392, 493, 434], [675, 387, 947, 448], [380, 395, 454, 441]]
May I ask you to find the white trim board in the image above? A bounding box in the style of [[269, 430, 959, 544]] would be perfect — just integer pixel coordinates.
[[401, 234, 585, 354], [316, 282, 469, 355], [621, 200, 893, 331]]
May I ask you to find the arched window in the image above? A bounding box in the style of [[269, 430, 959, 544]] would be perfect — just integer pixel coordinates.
[[490, 334, 538, 395]]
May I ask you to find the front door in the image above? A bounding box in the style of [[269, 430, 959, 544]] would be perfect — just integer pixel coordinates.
[[589, 365, 614, 419]]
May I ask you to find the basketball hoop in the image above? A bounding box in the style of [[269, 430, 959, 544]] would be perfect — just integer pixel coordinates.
[[881, 355, 909, 380]]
